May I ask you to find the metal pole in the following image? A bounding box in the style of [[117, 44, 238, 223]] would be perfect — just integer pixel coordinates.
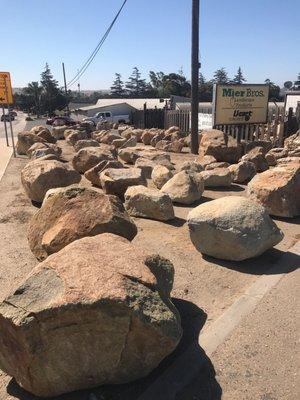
[[191, 0, 200, 154], [62, 62, 70, 115], [1, 105, 9, 146], [4, 80, 16, 157]]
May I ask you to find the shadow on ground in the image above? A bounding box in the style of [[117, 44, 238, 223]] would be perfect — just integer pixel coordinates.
[[202, 247, 300, 275], [7, 300, 221, 400]]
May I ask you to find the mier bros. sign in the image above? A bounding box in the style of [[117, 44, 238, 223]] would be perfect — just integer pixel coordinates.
[[213, 84, 269, 125]]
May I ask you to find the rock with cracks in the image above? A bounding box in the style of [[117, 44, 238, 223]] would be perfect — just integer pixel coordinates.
[[72, 146, 115, 173], [161, 171, 204, 205], [187, 196, 283, 261], [28, 186, 137, 260], [199, 129, 242, 163], [16, 131, 47, 155], [21, 159, 81, 203], [125, 185, 174, 221], [247, 164, 300, 218], [100, 167, 147, 197], [152, 165, 174, 189], [200, 168, 232, 187], [229, 161, 256, 183], [0, 234, 182, 397]]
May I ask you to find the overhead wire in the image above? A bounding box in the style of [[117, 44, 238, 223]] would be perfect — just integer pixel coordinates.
[[66, 0, 128, 88]]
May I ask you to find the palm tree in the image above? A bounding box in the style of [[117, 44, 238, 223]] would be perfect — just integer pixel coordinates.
[[24, 82, 43, 116]]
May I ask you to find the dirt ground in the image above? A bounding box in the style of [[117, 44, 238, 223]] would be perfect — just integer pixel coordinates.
[[0, 126, 299, 400]]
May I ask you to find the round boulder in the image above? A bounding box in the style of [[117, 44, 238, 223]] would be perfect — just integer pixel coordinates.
[[125, 185, 174, 221], [28, 186, 137, 260], [0, 234, 182, 397], [187, 196, 283, 261], [21, 159, 81, 203], [161, 171, 204, 205], [72, 146, 115, 173]]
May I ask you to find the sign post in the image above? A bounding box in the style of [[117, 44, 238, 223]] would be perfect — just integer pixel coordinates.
[[213, 84, 269, 126], [0, 72, 16, 157], [1, 105, 9, 146]]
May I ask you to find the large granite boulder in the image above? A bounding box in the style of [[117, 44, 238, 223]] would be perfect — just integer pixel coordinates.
[[73, 139, 100, 152], [199, 129, 243, 163], [66, 130, 89, 145], [35, 128, 57, 144], [179, 161, 204, 174], [0, 234, 182, 397], [16, 131, 47, 155], [100, 168, 147, 197], [119, 147, 171, 167], [284, 130, 300, 151], [228, 161, 256, 183], [27, 142, 62, 159], [241, 146, 269, 172], [200, 168, 232, 187], [265, 148, 288, 166], [125, 185, 174, 221], [161, 171, 204, 205], [187, 196, 283, 261], [84, 160, 124, 186], [72, 146, 115, 173], [135, 157, 157, 179], [205, 161, 230, 170], [21, 159, 81, 203], [152, 165, 174, 189], [247, 164, 300, 218], [28, 186, 137, 260]]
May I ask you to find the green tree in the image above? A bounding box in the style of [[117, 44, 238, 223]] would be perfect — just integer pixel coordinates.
[[213, 68, 229, 84], [125, 67, 147, 97], [23, 81, 43, 116], [198, 73, 213, 101], [40, 63, 66, 115], [265, 79, 281, 100], [110, 73, 125, 97], [149, 71, 191, 97], [233, 67, 246, 84]]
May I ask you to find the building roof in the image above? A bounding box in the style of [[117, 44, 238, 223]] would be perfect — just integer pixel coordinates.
[[77, 98, 168, 111]]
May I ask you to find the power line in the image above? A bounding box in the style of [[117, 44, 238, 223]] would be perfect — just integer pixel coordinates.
[[67, 0, 128, 88]]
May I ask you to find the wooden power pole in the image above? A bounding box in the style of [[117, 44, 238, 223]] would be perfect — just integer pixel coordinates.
[[62, 62, 70, 115], [191, 0, 200, 154]]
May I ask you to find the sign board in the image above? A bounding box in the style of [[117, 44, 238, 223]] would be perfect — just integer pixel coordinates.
[[284, 92, 300, 113], [0, 72, 13, 104], [213, 84, 269, 125]]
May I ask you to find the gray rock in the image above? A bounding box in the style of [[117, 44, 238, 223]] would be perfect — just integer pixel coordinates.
[[161, 171, 204, 205], [187, 196, 283, 261], [100, 167, 147, 197]]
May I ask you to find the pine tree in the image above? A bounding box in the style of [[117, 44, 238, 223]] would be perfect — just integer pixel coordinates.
[[233, 67, 246, 84], [40, 63, 64, 114], [125, 67, 147, 97], [110, 73, 125, 97], [213, 68, 229, 84]]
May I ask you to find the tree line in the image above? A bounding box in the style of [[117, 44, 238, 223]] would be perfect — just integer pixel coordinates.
[[14, 64, 283, 115]]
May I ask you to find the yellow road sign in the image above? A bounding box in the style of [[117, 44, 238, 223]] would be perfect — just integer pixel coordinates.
[[0, 72, 13, 104]]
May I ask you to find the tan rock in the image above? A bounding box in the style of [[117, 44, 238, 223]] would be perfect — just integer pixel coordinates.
[[125, 185, 174, 221], [21, 159, 81, 203], [16, 131, 47, 155], [36, 129, 56, 144], [241, 146, 269, 172], [229, 161, 256, 183], [152, 165, 174, 189], [51, 125, 69, 140], [72, 146, 115, 173], [197, 155, 217, 168], [73, 139, 99, 152], [187, 196, 283, 261], [199, 129, 243, 163], [28, 186, 137, 260], [66, 130, 89, 145], [200, 168, 232, 187], [161, 171, 204, 205], [205, 161, 230, 170], [0, 234, 181, 397], [247, 164, 300, 217], [84, 160, 124, 186], [101, 168, 147, 197], [179, 161, 204, 173]]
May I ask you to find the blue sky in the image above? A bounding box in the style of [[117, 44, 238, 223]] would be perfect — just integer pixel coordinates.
[[2, 0, 299, 89]]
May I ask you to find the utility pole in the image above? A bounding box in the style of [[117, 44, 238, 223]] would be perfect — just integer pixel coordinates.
[[62, 62, 70, 115], [191, 0, 200, 154]]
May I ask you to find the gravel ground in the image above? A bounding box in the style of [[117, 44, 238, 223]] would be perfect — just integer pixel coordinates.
[[0, 125, 298, 400]]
